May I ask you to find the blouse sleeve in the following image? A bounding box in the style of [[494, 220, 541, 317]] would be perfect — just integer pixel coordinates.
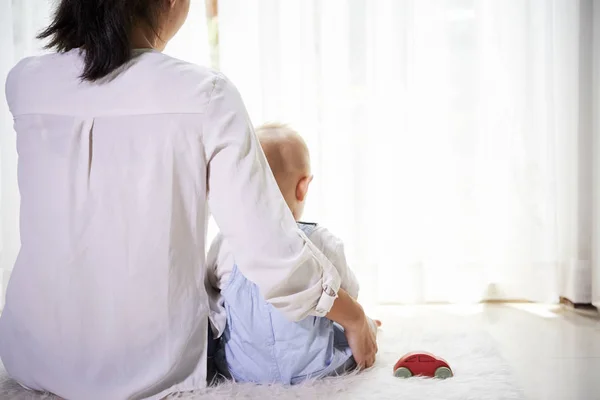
[[310, 227, 360, 300], [202, 73, 341, 321]]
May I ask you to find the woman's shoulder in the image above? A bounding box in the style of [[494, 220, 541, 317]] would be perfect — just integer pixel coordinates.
[[124, 51, 233, 111], [6, 50, 231, 116], [140, 51, 220, 82], [7, 50, 223, 90], [5, 52, 68, 112], [136, 52, 247, 114]]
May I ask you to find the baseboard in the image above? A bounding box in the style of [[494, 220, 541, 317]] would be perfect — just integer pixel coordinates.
[[559, 296, 598, 311], [480, 299, 533, 304]]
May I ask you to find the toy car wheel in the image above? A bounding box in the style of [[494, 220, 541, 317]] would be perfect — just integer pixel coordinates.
[[434, 366, 453, 379], [393, 367, 413, 378]]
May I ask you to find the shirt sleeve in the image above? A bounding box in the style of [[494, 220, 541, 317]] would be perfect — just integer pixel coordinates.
[[310, 227, 360, 300], [202, 73, 341, 321]]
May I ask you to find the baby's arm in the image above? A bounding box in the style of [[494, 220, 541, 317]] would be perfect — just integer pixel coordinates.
[[205, 233, 235, 338], [310, 227, 359, 300], [205, 234, 222, 290]]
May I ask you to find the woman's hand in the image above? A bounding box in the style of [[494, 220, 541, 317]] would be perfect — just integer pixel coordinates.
[[345, 313, 379, 369], [325, 289, 379, 369]]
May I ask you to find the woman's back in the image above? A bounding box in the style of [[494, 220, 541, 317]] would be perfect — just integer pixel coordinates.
[[0, 49, 217, 400]]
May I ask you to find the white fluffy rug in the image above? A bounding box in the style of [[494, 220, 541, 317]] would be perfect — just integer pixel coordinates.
[[0, 326, 524, 400]]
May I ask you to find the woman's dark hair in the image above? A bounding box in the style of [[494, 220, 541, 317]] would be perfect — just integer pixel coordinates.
[[37, 0, 164, 81]]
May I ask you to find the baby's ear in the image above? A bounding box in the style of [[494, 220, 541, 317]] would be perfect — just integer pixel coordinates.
[[296, 175, 312, 202]]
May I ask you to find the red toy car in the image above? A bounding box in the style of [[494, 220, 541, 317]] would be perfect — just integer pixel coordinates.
[[393, 352, 453, 379]]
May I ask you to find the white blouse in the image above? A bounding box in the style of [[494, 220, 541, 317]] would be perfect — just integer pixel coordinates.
[[0, 50, 341, 400]]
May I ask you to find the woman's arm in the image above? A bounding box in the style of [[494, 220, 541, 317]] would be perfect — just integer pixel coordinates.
[[326, 289, 378, 368], [202, 73, 341, 321]]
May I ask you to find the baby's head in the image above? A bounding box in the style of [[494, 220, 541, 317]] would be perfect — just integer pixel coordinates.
[[256, 123, 313, 221]]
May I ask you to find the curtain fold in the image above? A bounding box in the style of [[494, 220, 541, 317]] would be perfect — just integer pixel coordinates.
[[219, 0, 594, 305]]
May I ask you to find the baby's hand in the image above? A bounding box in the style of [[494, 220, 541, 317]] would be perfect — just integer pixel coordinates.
[[369, 318, 382, 335]]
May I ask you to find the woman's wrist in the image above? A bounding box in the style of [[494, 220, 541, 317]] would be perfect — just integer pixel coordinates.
[[326, 289, 366, 330], [344, 302, 367, 332]]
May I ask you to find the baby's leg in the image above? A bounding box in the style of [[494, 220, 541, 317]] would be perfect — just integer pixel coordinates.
[[207, 326, 233, 385], [327, 323, 357, 375], [332, 322, 350, 347], [206, 325, 218, 385], [328, 317, 380, 376], [332, 318, 378, 348]]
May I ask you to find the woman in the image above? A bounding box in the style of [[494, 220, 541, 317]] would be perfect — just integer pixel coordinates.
[[0, 1, 377, 399]]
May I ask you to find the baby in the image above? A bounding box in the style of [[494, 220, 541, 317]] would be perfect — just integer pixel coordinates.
[[206, 123, 369, 384]]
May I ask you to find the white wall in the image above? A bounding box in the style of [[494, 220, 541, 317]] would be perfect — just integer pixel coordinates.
[[555, 0, 595, 305], [593, 0, 600, 308], [576, 0, 594, 304]]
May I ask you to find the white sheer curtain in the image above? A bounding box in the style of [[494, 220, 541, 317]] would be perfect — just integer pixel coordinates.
[[0, 0, 209, 307], [219, 0, 595, 305], [163, 0, 210, 65]]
